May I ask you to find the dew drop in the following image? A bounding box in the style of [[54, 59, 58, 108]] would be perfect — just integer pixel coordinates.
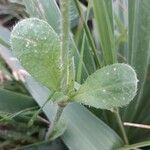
[[58, 63, 63, 70], [113, 68, 116, 71], [26, 41, 29, 47], [102, 89, 106, 92], [30, 23, 34, 28]]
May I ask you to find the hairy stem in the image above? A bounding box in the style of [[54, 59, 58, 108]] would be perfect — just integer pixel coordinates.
[[114, 108, 129, 145], [45, 0, 70, 139], [61, 0, 70, 59], [28, 92, 55, 127], [60, 0, 70, 93], [45, 104, 64, 140]]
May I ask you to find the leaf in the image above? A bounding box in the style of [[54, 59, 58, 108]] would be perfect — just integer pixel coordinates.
[[128, 0, 136, 62], [62, 103, 123, 150], [117, 140, 150, 150], [22, 62, 123, 150], [8, 0, 23, 5], [0, 56, 11, 78], [0, 26, 10, 48], [23, 76, 123, 150], [23, 0, 89, 80], [92, 0, 116, 65], [10, 18, 68, 92], [4, 1, 124, 149], [73, 63, 138, 109], [23, 0, 83, 30], [50, 119, 67, 141], [123, 0, 150, 122], [0, 88, 35, 113], [18, 139, 68, 150], [0, 46, 123, 150], [130, 0, 150, 113]]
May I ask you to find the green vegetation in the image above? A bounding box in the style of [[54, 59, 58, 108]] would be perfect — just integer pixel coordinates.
[[0, 0, 149, 149]]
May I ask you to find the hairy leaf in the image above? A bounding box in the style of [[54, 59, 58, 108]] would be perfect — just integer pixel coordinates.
[[10, 18, 71, 92], [73, 63, 138, 109]]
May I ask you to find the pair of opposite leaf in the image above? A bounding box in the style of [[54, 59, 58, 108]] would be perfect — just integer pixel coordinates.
[[10, 18, 138, 110]]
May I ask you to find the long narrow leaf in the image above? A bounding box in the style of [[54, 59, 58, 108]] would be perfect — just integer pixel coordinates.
[[128, 0, 136, 62], [123, 0, 150, 122], [0, 88, 35, 113], [92, 0, 116, 65], [62, 103, 123, 150], [0, 26, 10, 48]]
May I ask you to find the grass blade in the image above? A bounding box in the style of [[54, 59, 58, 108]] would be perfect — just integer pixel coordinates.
[[74, 0, 101, 68], [92, 0, 116, 65], [127, 0, 136, 62], [0, 26, 10, 48], [118, 140, 150, 150], [0, 88, 35, 113], [123, 0, 150, 122], [62, 103, 123, 150]]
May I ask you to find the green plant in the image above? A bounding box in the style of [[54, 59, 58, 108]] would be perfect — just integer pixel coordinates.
[[0, 0, 149, 150], [10, 9, 137, 141]]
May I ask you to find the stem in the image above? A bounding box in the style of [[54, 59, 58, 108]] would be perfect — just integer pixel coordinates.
[[117, 140, 150, 150], [77, 33, 86, 83], [61, 0, 70, 61], [45, 104, 64, 140], [45, 0, 69, 140], [28, 92, 55, 127], [124, 122, 150, 129], [60, 0, 70, 93], [114, 108, 129, 145]]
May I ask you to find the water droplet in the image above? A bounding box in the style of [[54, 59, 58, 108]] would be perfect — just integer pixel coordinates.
[[30, 23, 34, 28], [26, 41, 29, 47], [106, 72, 109, 75], [113, 68, 116, 71], [102, 89, 106, 92]]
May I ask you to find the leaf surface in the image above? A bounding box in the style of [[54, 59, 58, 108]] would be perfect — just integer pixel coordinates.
[[73, 63, 138, 109], [10, 18, 64, 91]]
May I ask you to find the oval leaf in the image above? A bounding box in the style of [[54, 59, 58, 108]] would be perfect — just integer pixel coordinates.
[[10, 18, 63, 91], [73, 63, 138, 109]]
